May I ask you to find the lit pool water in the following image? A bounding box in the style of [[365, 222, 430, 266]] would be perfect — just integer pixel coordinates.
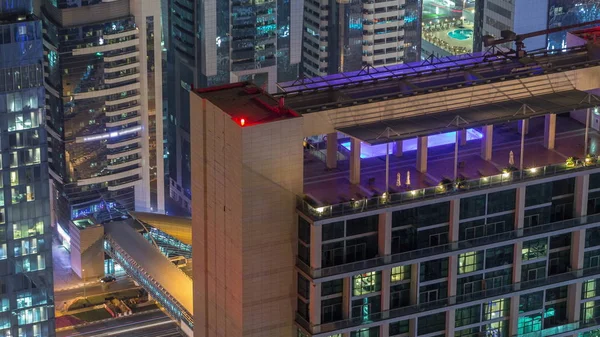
[[448, 29, 473, 41]]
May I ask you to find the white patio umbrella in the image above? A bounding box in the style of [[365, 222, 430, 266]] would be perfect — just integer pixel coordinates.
[[509, 151, 515, 166], [406, 171, 411, 186], [396, 173, 402, 187]]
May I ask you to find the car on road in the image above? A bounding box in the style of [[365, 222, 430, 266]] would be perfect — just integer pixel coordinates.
[[99, 275, 117, 283]]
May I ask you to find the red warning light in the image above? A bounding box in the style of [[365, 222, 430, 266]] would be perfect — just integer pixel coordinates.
[[240, 118, 246, 126]]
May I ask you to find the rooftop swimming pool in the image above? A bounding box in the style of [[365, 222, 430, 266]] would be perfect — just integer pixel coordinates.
[[448, 29, 473, 41]]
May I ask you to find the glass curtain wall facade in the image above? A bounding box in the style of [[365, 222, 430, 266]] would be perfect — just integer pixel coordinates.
[[42, 6, 140, 226], [297, 175, 600, 337], [168, 0, 300, 213], [0, 7, 55, 337], [42, 0, 164, 226]]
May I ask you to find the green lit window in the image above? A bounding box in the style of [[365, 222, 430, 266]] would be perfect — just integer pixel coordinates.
[[518, 313, 542, 335], [391, 265, 411, 282], [582, 300, 600, 322], [484, 299, 509, 321], [458, 251, 482, 274], [352, 272, 381, 296], [583, 279, 598, 299], [522, 239, 547, 261]]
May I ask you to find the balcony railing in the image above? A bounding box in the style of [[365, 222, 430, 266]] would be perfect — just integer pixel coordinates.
[[297, 265, 600, 336], [517, 318, 600, 337], [298, 160, 599, 220], [298, 213, 600, 279]]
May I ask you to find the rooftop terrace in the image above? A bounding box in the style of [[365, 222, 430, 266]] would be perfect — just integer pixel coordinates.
[[275, 46, 598, 114], [300, 114, 600, 220]]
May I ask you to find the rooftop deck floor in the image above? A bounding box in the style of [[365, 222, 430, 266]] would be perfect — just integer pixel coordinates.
[[304, 115, 600, 206]]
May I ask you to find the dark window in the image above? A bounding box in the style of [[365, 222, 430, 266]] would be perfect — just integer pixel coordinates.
[[321, 297, 343, 323], [460, 195, 486, 219], [586, 228, 600, 248], [552, 178, 575, 197], [549, 233, 571, 249], [522, 262, 546, 282], [298, 242, 310, 265], [526, 182, 552, 206], [455, 305, 481, 327], [297, 274, 309, 299], [390, 283, 410, 309], [351, 327, 380, 337], [487, 189, 516, 214], [322, 279, 343, 296], [298, 216, 311, 243], [548, 250, 570, 275], [392, 227, 417, 253], [544, 302, 567, 329], [457, 274, 483, 296], [485, 245, 513, 268], [389, 320, 409, 335], [519, 291, 543, 313], [346, 215, 378, 236], [485, 268, 512, 289], [545, 286, 568, 302], [420, 258, 448, 282], [297, 299, 309, 320], [322, 221, 344, 241], [590, 173, 600, 190], [418, 312, 445, 335]]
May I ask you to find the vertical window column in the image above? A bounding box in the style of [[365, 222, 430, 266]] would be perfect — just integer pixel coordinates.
[[568, 174, 589, 324], [379, 212, 391, 337], [510, 186, 526, 336], [409, 263, 419, 337], [309, 223, 322, 325], [446, 199, 460, 336]]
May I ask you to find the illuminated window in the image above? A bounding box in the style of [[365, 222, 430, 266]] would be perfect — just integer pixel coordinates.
[[584, 280, 598, 299], [458, 251, 482, 274], [391, 265, 410, 282], [17, 306, 47, 325], [522, 238, 547, 261], [484, 299, 509, 320], [352, 272, 381, 296]]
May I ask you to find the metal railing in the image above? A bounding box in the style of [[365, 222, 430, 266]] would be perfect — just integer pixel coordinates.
[[298, 213, 600, 279], [517, 318, 600, 337], [297, 265, 600, 335], [298, 160, 598, 220]]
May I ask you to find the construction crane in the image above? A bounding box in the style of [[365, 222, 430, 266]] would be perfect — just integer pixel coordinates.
[[483, 19, 600, 58]]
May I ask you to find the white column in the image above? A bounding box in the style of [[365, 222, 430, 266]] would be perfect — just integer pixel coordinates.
[[309, 283, 322, 325], [310, 224, 322, 270], [349, 138, 361, 185], [543, 114, 556, 150], [481, 125, 493, 161], [326, 132, 338, 169], [460, 129, 467, 146], [518, 119, 529, 135], [409, 264, 419, 337], [568, 175, 589, 324], [509, 188, 526, 336], [416, 136, 428, 173], [342, 277, 352, 319], [394, 140, 403, 157]]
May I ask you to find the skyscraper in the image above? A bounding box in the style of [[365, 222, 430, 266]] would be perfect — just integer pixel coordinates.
[[41, 0, 164, 229], [302, 0, 422, 78], [0, 1, 55, 336], [168, 0, 302, 213]]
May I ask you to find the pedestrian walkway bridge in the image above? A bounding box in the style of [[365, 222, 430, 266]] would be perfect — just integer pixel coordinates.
[[103, 219, 194, 336]]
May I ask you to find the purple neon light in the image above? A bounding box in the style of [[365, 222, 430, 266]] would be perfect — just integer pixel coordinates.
[[341, 129, 483, 159], [278, 52, 501, 92]]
